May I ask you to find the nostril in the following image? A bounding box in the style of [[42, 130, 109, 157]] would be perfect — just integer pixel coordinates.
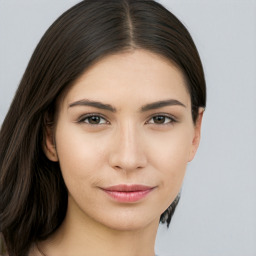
[[112, 164, 145, 172]]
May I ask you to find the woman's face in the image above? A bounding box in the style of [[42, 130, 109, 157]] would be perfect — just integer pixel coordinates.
[[45, 49, 203, 231]]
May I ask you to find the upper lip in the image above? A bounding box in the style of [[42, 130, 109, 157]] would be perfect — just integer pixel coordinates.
[[102, 184, 154, 192]]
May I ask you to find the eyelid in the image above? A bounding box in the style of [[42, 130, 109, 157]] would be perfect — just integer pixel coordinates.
[[77, 113, 110, 125], [76, 112, 177, 125], [146, 113, 178, 124]]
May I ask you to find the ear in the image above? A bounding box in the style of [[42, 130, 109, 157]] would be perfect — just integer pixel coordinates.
[[43, 125, 58, 162], [188, 107, 204, 162]]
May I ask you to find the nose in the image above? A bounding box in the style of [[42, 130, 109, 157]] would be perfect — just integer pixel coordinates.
[[108, 121, 147, 172]]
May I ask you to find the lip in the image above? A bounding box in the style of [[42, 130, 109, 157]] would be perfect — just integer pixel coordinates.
[[101, 184, 155, 203]]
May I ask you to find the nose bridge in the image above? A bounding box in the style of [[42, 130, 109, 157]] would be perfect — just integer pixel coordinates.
[[122, 120, 138, 155], [109, 119, 146, 171]]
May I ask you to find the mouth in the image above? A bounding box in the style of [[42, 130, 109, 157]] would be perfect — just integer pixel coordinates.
[[100, 184, 155, 203]]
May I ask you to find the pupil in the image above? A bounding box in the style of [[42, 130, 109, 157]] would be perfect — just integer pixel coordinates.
[[89, 116, 100, 124], [153, 116, 165, 124]]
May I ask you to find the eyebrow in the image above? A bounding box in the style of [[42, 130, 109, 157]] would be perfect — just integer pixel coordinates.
[[68, 98, 186, 112], [68, 99, 116, 112], [140, 99, 186, 111]]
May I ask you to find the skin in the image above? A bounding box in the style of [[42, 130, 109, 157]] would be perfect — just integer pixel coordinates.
[[36, 49, 203, 256]]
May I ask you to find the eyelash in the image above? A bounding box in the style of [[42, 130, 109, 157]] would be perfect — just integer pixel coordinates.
[[146, 114, 177, 125], [77, 113, 177, 125], [78, 113, 109, 125]]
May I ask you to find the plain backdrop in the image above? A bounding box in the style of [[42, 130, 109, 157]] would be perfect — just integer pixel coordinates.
[[0, 1, 256, 256]]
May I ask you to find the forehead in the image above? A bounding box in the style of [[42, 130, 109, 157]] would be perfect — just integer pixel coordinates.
[[63, 49, 191, 108]]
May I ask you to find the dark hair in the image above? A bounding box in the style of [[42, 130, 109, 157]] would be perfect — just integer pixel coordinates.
[[0, 0, 206, 255]]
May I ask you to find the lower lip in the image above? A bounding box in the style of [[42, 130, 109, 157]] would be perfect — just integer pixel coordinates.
[[102, 189, 153, 203]]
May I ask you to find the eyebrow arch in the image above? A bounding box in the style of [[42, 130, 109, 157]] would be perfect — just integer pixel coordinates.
[[141, 99, 186, 112], [68, 99, 116, 112]]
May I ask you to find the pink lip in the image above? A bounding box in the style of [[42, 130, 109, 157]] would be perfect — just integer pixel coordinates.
[[101, 184, 155, 203]]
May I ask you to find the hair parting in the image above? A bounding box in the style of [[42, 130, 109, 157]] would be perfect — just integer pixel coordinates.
[[0, 1, 206, 255]]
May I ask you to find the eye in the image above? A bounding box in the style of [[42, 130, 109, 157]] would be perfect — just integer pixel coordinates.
[[147, 114, 176, 125], [78, 114, 109, 125]]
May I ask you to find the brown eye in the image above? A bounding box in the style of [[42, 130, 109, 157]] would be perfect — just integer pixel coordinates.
[[147, 115, 175, 125], [79, 115, 108, 125], [153, 116, 166, 124], [87, 116, 101, 124]]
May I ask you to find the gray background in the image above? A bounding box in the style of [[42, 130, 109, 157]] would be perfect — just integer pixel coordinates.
[[0, 1, 255, 255]]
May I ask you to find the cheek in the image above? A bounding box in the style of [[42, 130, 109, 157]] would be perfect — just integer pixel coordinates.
[[148, 127, 193, 193], [55, 124, 106, 190], [149, 126, 193, 166]]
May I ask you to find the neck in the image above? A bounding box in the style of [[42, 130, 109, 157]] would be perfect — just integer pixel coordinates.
[[36, 199, 159, 256]]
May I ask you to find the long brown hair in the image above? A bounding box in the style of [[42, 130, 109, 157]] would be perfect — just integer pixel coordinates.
[[0, 0, 206, 255]]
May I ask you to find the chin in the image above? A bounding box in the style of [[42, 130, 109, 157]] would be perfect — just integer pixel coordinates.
[[94, 209, 159, 232]]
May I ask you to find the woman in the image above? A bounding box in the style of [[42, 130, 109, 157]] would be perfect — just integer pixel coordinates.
[[0, 0, 206, 255]]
